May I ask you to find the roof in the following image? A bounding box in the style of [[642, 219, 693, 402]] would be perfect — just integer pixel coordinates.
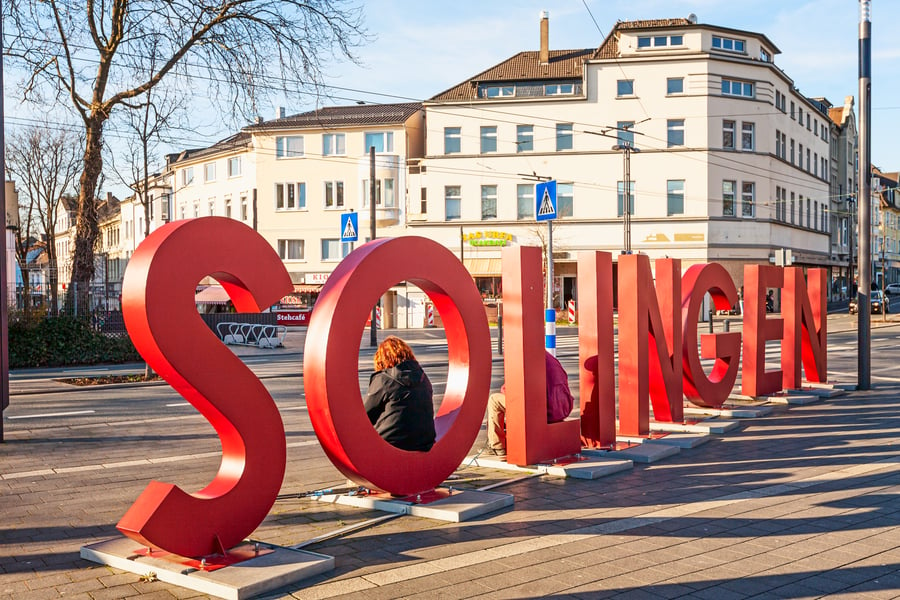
[[594, 18, 693, 59], [243, 102, 422, 131], [171, 131, 252, 164], [429, 50, 593, 102]]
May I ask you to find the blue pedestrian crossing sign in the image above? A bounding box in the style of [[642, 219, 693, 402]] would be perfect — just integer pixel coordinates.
[[340, 212, 359, 242], [535, 180, 557, 221]]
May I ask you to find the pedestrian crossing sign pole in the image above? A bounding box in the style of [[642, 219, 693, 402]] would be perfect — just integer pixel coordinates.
[[340, 211, 359, 250], [534, 180, 557, 355]]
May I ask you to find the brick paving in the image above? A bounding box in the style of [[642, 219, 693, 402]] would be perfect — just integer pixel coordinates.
[[4, 321, 900, 598]]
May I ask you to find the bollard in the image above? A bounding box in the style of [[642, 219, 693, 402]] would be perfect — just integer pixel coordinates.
[[709, 309, 714, 334], [497, 314, 504, 355], [723, 319, 730, 333]]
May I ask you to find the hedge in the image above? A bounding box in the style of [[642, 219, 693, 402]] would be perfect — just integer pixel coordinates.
[[9, 316, 141, 369]]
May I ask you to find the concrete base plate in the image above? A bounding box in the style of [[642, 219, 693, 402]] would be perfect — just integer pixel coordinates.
[[683, 404, 773, 418], [651, 419, 740, 434], [767, 393, 821, 405], [463, 454, 633, 480], [80, 537, 333, 600], [835, 383, 858, 391], [311, 488, 513, 523], [646, 432, 710, 448], [609, 442, 680, 463], [791, 387, 845, 398]]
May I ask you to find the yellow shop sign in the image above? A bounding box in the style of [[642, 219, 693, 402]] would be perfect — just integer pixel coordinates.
[[462, 231, 513, 246]]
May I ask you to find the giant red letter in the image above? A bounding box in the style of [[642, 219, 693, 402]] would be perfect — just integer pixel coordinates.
[[782, 267, 827, 388], [741, 265, 784, 397], [502, 246, 581, 465], [304, 237, 491, 496], [576, 251, 616, 448], [681, 263, 741, 408], [618, 255, 683, 435], [118, 217, 293, 557]]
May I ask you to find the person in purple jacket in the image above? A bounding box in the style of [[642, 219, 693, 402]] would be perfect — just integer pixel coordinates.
[[483, 351, 574, 460]]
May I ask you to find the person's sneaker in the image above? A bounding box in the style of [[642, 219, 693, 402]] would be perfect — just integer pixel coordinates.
[[482, 447, 507, 459]]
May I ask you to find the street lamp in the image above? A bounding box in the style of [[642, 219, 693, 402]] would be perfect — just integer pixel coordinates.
[[612, 144, 640, 254]]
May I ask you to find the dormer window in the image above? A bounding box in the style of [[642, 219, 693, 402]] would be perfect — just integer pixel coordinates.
[[544, 83, 574, 95], [482, 85, 515, 98], [637, 34, 683, 48], [712, 35, 745, 53], [760, 48, 771, 62]]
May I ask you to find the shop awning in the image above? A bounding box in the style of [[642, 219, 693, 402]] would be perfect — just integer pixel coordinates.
[[195, 285, 230, 305], [463, 258, 502, 277], [293, 284, 323, 294]]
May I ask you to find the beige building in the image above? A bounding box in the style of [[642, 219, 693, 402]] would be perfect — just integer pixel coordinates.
[[827, 96, 858, 298], [410, 15, 832, 308]]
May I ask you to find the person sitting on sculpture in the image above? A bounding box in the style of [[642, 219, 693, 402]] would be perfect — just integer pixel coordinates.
[[484, 351, 574, 459], [365, 336, 436, 452]]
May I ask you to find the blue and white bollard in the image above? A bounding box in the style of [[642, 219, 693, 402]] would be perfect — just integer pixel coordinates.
[[545, 308, 556, 356]]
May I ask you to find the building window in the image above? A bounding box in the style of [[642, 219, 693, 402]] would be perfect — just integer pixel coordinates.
[[667, 180, 684, 216], [276, 182, 306, 210], [225, 198, 232, 218], [814, 152, 818, 176], [798, 194, 803, 225], [741, 122, 755, 151], [617, 181, 635, 217], [208, 200, 215, 216], [741, 182, 755, 217], [276, 135, 304, 158], [544, 83, 574, 95], [480, 126, 498, 153], [240, 196, 248, 221], [790, 192, 795, 224], [556, 123, 574, 151], [666, 78, 684, 95], [760, 48, 771, 62], [193, 202, 199, 218], [420, 188, 427, 214], [323, 133, 346, 156], [616, 79, 634, 97], [712, 36, 746, 53], [667, 119, 685, 147], [722, 79, 754, 98], [444, 127, 461, 154], [481, 185, 497, 219], [790, 139, 795, 164], [482, 85, 514, 98], [517, 184, 534, 220], [775, 130, 781, 158], [227, 156, 241, 177], [806, 148, 811, 172], [723, 180, 736, 216], [362, 178, 395, 208], [181, 167, 194, 187], [781, 133, 787, 160], [617, 121, 634, 148], [364, 131, 393, 153], [321, 238, 351, 261], [324, 181, 344, 208], [516, 125, 534, 152], [806, 197, 811, 228], [558, 183, 574, 217], [723, 120, 735, 150], [204, 162, 216, 182], [445, 186, 461, 220], [278, 239, 305, 260]]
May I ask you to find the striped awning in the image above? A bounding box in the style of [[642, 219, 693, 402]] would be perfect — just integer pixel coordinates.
[[195, 285, 230, 305], [463, 258, 502, 276]]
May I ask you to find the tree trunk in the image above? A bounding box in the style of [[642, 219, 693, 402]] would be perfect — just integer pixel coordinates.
[[70, 116, 104, 316]]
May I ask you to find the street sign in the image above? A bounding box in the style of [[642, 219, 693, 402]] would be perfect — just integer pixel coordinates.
[[340, 212, 359, 242], [535, 180, 557, 222]]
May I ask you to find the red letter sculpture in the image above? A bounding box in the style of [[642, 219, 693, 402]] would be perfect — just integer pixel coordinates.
[[741, 265, 784, 397], [576, 251, 616, 448], [304, 237, 491, 496], [618, 255, 683, 436], [782, 267, 827, 389], [681, 263, 741, 408], [117, 217, 293, 557], [501, 246, 581, 465]]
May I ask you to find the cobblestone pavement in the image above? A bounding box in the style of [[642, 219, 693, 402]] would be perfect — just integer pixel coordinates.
[[3, 319, 900, 599]]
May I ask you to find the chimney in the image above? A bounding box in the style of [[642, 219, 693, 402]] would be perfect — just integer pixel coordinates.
[[539, 11, 549, 65]]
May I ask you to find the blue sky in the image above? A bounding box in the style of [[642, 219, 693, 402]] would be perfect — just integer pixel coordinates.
[[309, 0, 899, 170]]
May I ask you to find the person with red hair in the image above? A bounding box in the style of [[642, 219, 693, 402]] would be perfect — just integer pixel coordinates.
[[364, 336, 436, 451]]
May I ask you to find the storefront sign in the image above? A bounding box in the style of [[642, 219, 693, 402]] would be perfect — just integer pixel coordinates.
[[463, 230, 512, 246], [276, 310, 310, 326], [304, 273, 329, 284]]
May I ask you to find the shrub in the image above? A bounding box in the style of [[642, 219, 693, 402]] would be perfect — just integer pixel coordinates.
[[9, 315, 141, 368]]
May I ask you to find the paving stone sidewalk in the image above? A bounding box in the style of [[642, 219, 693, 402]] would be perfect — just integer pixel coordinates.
[[4, 322, 900, 598]]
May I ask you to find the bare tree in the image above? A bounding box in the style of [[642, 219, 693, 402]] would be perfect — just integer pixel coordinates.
[[4, 1, 367, 313], [5, 123, 83, 314]]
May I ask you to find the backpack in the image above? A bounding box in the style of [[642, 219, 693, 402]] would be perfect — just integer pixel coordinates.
[[545, 352, 574, 423]]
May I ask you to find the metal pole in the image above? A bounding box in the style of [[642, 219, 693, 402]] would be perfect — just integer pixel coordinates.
[[0, 11, 9, 441], [882, 227, 886, 322], [858, 0, 872, 389], [369, 147, 378, 347], [547, 221, 554, 309], [849, 197, 855, 299], [459, 225, 464, 263], [623, 148, 630, 253]]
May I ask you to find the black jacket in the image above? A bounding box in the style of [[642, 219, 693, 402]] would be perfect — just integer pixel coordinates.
[[364, 359, 436, 451]]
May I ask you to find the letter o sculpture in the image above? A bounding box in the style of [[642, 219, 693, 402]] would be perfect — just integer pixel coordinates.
[[304, 237, 492, 496]]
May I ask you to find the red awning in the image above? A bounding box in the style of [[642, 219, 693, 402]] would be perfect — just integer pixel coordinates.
[[195, 285, 230, 305]]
